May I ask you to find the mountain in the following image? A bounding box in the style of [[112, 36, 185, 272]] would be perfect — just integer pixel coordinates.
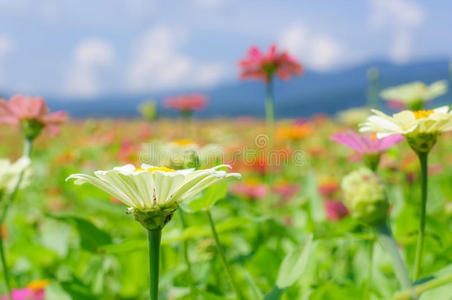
[[45, 59, 452, 119]]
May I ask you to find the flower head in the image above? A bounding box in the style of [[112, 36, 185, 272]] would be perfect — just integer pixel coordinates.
[[0, 157, 30, 198], [330, 130, 403, 154], [66, 164, 241, 229], [0, 95, 68, 139], [341, 168, 388, 226], [360, 106, 452, 138], [238, 44, 303, 83], [360, 106, 452, 153], [164, 94, 207, 113], [381, 80, 447, 110], [230, 178, 268, 200], [324, 200, 349, 221]]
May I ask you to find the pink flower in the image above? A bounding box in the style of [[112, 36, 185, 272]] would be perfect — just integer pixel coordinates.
[[330, 130, 403, 154], [164, 94, 207, 112], [238, 44, 303, 83], [272, 182, 300, 201], [230, 179, 268, 200], [0, 95, 68, 137], [324, 200, 349, 221]]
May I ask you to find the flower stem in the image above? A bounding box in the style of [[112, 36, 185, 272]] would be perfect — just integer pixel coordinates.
[[374, 222, 415, 299], [178, 210, 196, 298], [414, 151, 428, 280], [148, 229, 162, 300], [206, 210, 242, 299], [265, 79, 274, 184], [364, 238, 374, 300], [0, 235, 11, 300], [393, 272, 452, 300], [0, 137, 33, 300]]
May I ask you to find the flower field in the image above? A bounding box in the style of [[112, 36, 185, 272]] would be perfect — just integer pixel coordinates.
[[2, 103, 452, 299]]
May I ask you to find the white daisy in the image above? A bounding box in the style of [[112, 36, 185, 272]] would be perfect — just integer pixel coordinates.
[[381, 80, 447, 106], [359, 106, 452, 138], [66, 164, 240, 211], [0, 156, 31, 197]]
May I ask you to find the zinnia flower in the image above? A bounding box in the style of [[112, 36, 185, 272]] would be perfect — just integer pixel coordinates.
[[164, 94, 207, 113], [66, 164, 241, 229], [324, 200, 349, 221], [0, 157, 30, 197], [360, 106, 452, 153], [230, 178, 268, 200], [381, 80, 448, 111], [238, 44, 303, 83], [330, 130, 403, 154], [0, 95, 68, 139]]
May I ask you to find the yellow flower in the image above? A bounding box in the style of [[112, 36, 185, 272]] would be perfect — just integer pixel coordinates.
[[26, 279, 50, 290], [381, 80, 447, 108]]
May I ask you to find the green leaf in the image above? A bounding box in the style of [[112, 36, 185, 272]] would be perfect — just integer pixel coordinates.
[[305, 172, 326, 223], [186, 181, 228, 212], [276, 234, 314, 289], [263, 286, 286, 300], [49, 214, 112, 252]]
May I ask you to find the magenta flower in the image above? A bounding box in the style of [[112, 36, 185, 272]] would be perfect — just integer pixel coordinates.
[[324, 200, 349, 221], [230, 180, 268, 200], [0, 95, 68, 138], [1, 288, 44, 300], [330, 130, 403, 154], [238, 44, 303, 83]]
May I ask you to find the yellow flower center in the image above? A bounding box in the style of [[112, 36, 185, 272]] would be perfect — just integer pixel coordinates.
[[27, 279, 50, 290], [413, 110, 434, 119], [171, 139, 196, 146], [371, 133, 377, 140], [134, 167, 176, 172]]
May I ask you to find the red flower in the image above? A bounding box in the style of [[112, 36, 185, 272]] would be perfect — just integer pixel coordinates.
[[0, 95, 68, 138], [164, 94, 207, 112], [238, 44, 303, 83], [324, 200, 349, 221]]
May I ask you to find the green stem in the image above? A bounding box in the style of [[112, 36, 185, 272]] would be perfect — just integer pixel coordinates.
[[178, 210, 196, 299], [0, 138, 32, 300], [414, 151, 428, 280], [393, 273, 452, 300], [364, 238, 374, 300], [265, 79, 274, 184], [148, 229, 162, 300], [0, 235, 11, 300], [375, 222, 416, 299], [206, 210, 242, 299]]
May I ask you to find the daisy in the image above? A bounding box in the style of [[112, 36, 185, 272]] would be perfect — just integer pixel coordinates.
[[381, 80, 447, 111], [66, 164, 241, 229]]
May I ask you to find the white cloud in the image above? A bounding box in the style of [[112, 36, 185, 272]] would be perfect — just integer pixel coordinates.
[[126, 26, 226, 92], [278, 24, 345, 72], [0, 35, 12, 86], [369, 0, 426, 63], [65, 38, 116, 98]]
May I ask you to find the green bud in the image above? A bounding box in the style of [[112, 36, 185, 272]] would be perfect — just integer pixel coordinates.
[[21, 119, 44, 140], [406, 132, 438, 154], [341, 168, 389, 226], [184, 150, 201, 169], [132, 207, 177, 230]]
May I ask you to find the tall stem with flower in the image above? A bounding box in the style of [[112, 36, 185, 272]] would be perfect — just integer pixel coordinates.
[[360, 106, 452, 280], [67, 164, 241, 300], [0, 95, 67, 299]]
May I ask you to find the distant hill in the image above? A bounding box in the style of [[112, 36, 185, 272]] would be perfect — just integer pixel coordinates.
[[45, 59, 452, 119]]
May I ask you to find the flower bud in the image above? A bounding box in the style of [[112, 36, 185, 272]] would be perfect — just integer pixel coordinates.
[[341, 168, 389, 226]]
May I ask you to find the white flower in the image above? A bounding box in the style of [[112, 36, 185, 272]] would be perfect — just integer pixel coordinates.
[[359, 106, 452, 138], [0, 156, 31, 197], [381, 80, 448, 104], [66, 164, 241, 211]]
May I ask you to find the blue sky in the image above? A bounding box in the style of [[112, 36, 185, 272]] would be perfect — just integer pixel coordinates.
[[0, 0, 450, 98]]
